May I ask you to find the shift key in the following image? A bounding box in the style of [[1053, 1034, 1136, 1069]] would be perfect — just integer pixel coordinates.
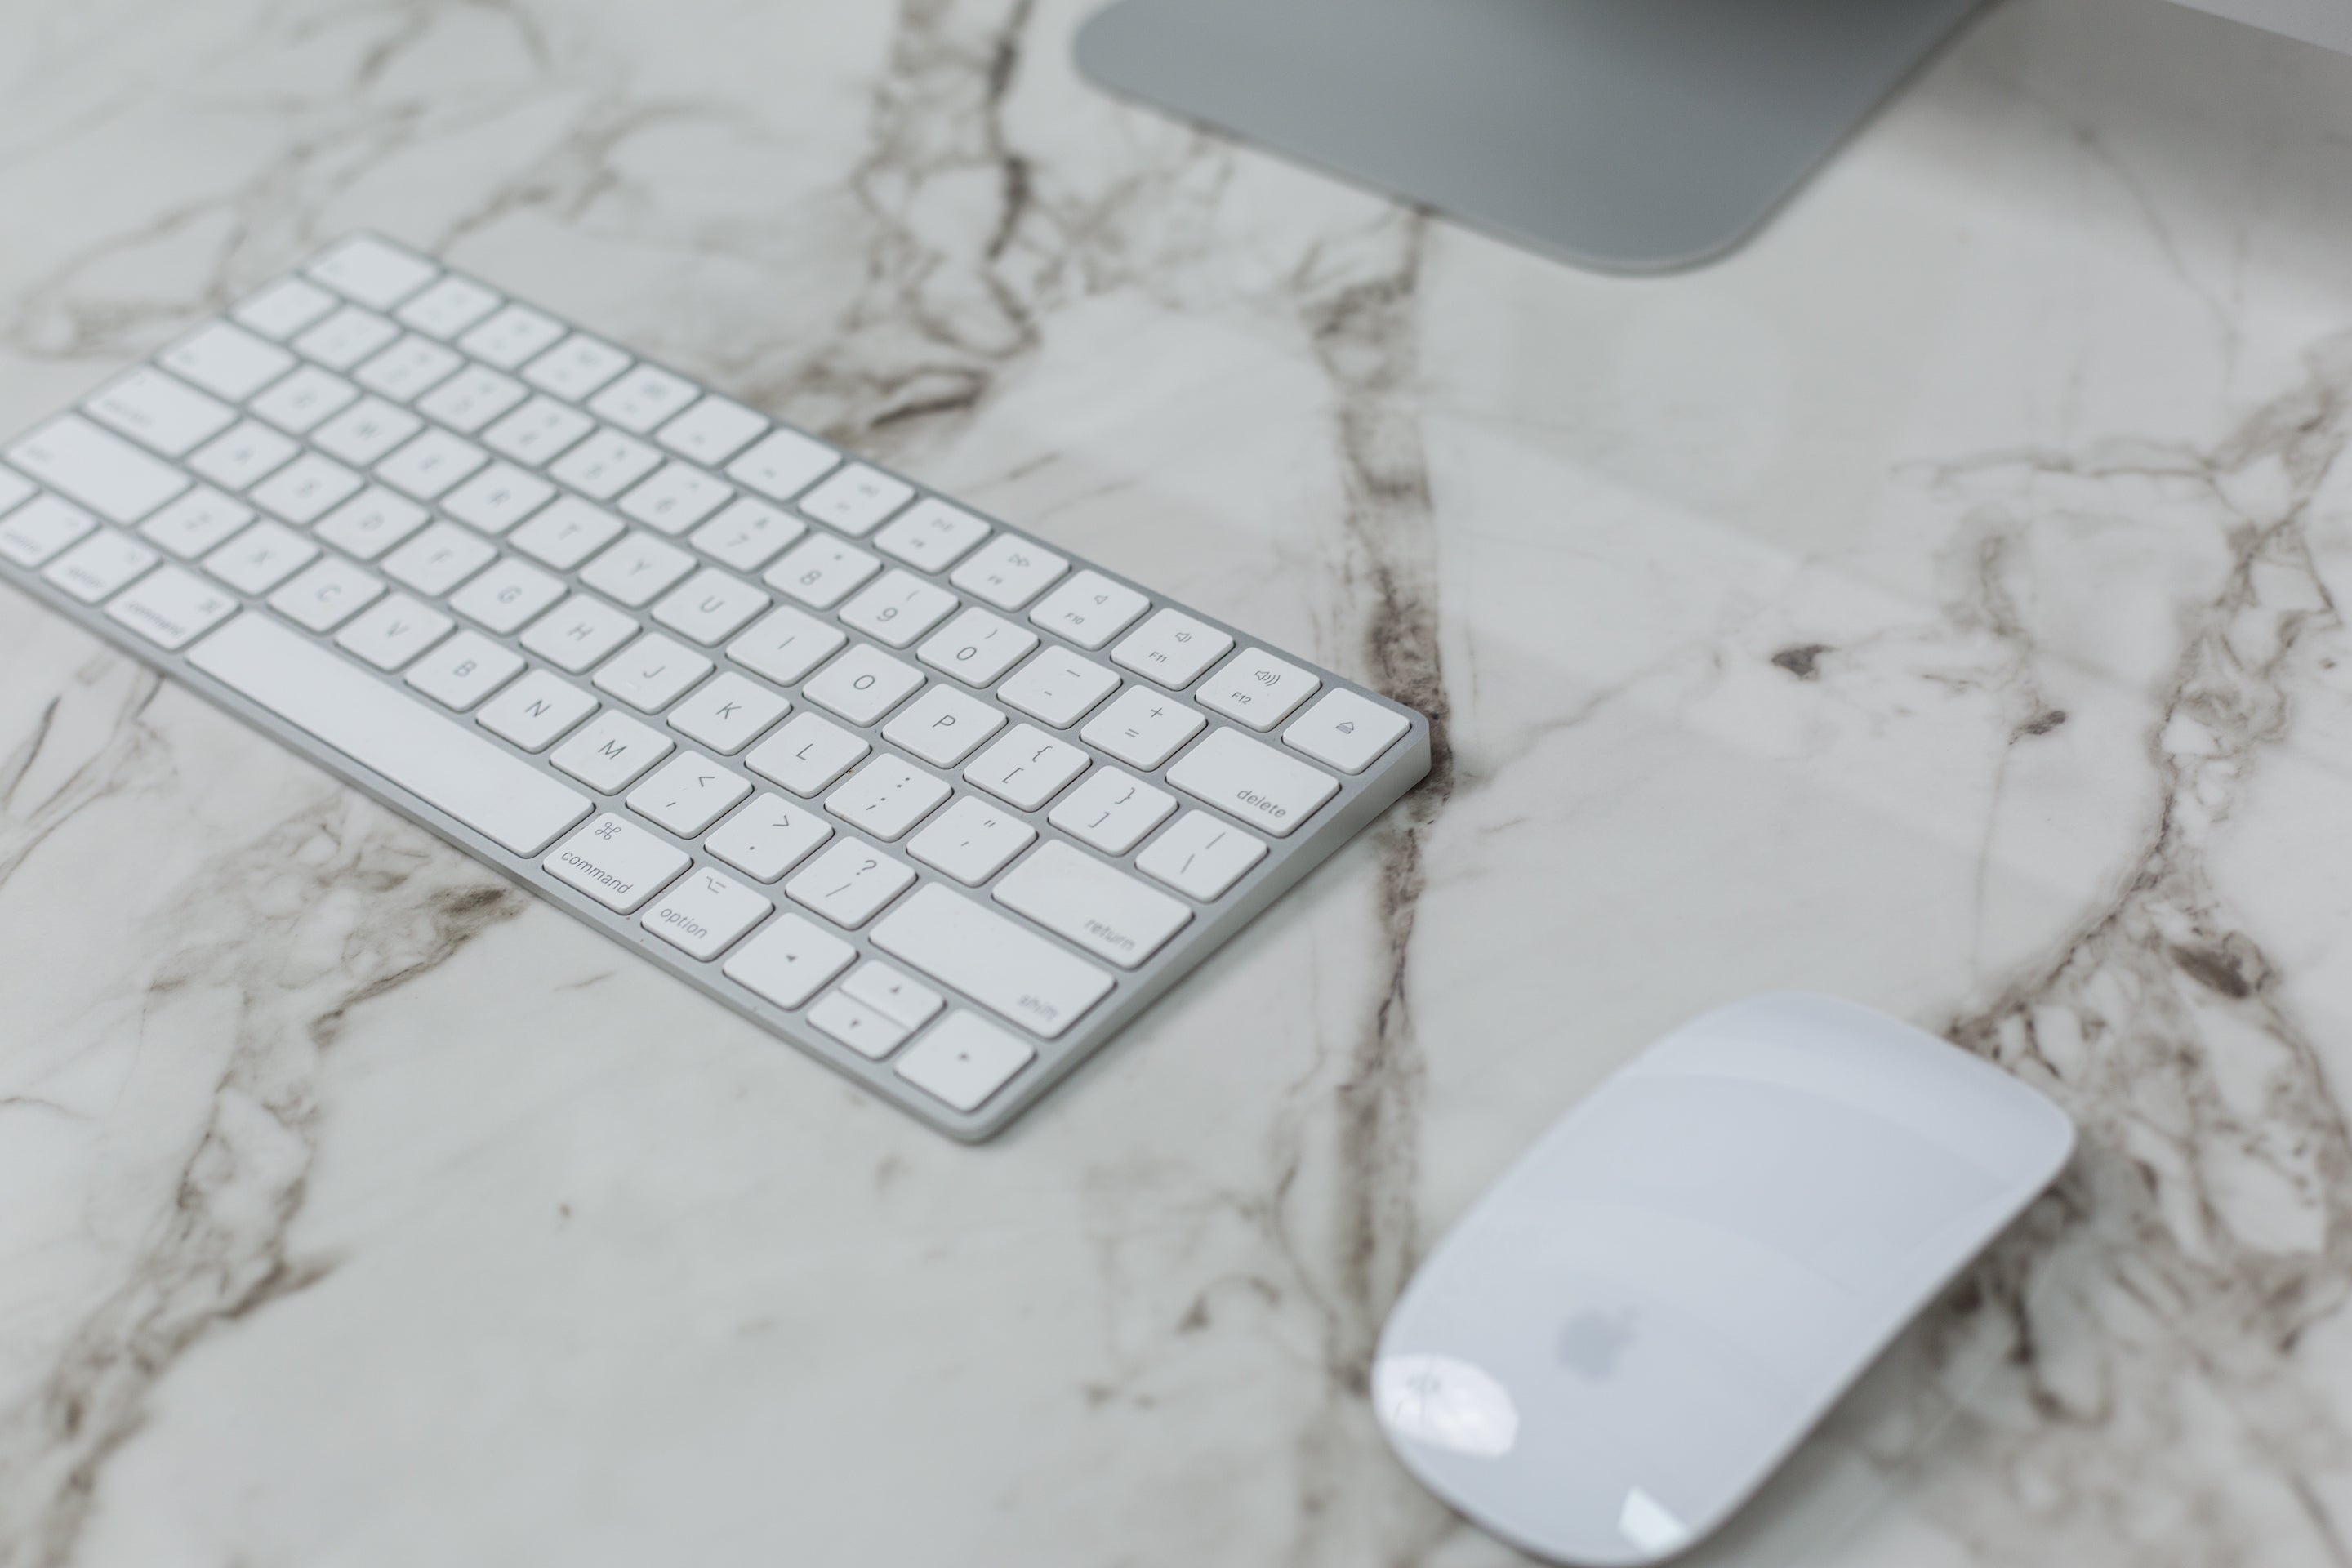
[[871, 883, 1112, 1039], [7, 414, 191, 524]]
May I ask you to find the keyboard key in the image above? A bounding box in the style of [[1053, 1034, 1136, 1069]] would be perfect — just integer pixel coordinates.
[[746, 712, 868, 796], [1197, 647, 1321, 730], [917, 606, 1036, 686], [1283, 689, 1410, 773], [375, 429, 488, 500], [783, 836, 915, 928], [722, 912, 855, 1008], [416, 363, 527, 433], [668, 670, 789, 754], [963, 724, 1088, 811], [140, 488, 252, 559], [7, 415, 189, 524], [523, 332, 632, 401], [802, 643, 923, 726], [544, 813, 687, 913], [334, 592, 454, 671], [249, 454, 363, 524], [354, 335, 462, 402], [189, 612, 590, 855], [510, 495, 623, 570], [621, 462, 733, 535], [652, 568, 768, 646], [294, 305, 399, 372], [1080, 685, 1206, 770], [381, 520, 497, 596], [520, 594, 638, 673], [810, 991, 911, 1059], [906, 795, 1033, 885], [843, 960, 944, 1030], [764, 534, 880, 609], [442, 462, 554, 535], [839, 568, 957, 648], [43, 531, 157, 604], [104, 565, 237, 649], [0, 469, 30, 516], [458, 302, 566, 369], [478, 670, 597, 751], [994, 840, 1191, 969], [203, 521, 318, 594], [594, 632, 712, 713], [189, 421, 300, 492], [395, 275, 502, 340], [1135, 809, 1267, 901], [665, 397, 774, 469], [949, 532, 1067, 611], [874, 497, 991, 573], [1048, 766, 1178, 855], [870, 882, 1111, 1039], [997, 646, 1120, 728], [706, 794, 833, 883], [1112, 608, 1232, 689], [248, 367, 359, 434], [589, 364, 699, 434], [824, 752, 950, 840], [882, 683, 1004, 768], [1165, 726, 1336, 839], [718, 424, 827, 500], [1029, 570, 1150, 649], [305, 235, 438, 310], [161, 322, 294, 400], [642, 865, 771, 961], [313, 398, 421, 466], [316, 488, 430, 560], [551, 709, 673, 792], [233, 278, 336, 341], [448, 557, 564, 634], [627, 751, 752, 837], [269, 558, 384, 632], [405, 630, 523, 711], [483, 395, 595, 466], [85, 368, 234, 457], [690, 496, 804, 571], [578, 530, 693, 606], [796, 463, 912, 537], [0, 495, 97, 567], [550, 426, 661, 500], [895, 1011, 1036, 1111], [728, 604, 844, 687]]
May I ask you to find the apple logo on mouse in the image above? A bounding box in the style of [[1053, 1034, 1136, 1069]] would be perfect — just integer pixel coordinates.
[[1555, 1308, 1634, 1380]]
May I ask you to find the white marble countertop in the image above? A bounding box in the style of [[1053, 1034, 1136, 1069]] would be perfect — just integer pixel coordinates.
[[8, 0, 2352, 1562]]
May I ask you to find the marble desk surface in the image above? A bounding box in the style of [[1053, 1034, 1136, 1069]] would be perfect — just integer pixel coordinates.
[[7, 0, 2352, 1563]]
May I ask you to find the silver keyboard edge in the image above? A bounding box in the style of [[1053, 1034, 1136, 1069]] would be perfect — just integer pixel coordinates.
[[0, 232, 1434, 1142]]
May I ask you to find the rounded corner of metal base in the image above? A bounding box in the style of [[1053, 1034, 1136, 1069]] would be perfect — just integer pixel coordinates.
[[1067, 0, 1982, 278]]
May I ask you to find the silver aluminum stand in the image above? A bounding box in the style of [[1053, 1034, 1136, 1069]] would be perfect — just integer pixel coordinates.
[[1076, 0, 1983, 272]]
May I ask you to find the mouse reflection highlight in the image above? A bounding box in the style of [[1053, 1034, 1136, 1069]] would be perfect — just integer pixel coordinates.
[[1373, 1354, 1521, 1459]]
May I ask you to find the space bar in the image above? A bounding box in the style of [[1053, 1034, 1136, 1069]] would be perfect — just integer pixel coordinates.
[[187, 612, 591, 857]]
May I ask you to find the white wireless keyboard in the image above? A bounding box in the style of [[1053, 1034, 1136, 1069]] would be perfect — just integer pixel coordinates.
[[0, 236, 1430, 1140]]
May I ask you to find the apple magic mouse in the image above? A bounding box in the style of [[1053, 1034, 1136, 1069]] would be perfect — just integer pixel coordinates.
[[1371, 993, 2074, 1565]]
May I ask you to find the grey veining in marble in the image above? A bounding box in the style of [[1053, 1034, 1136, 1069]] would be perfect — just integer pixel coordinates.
[[9, 0, 2352, 1563]]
